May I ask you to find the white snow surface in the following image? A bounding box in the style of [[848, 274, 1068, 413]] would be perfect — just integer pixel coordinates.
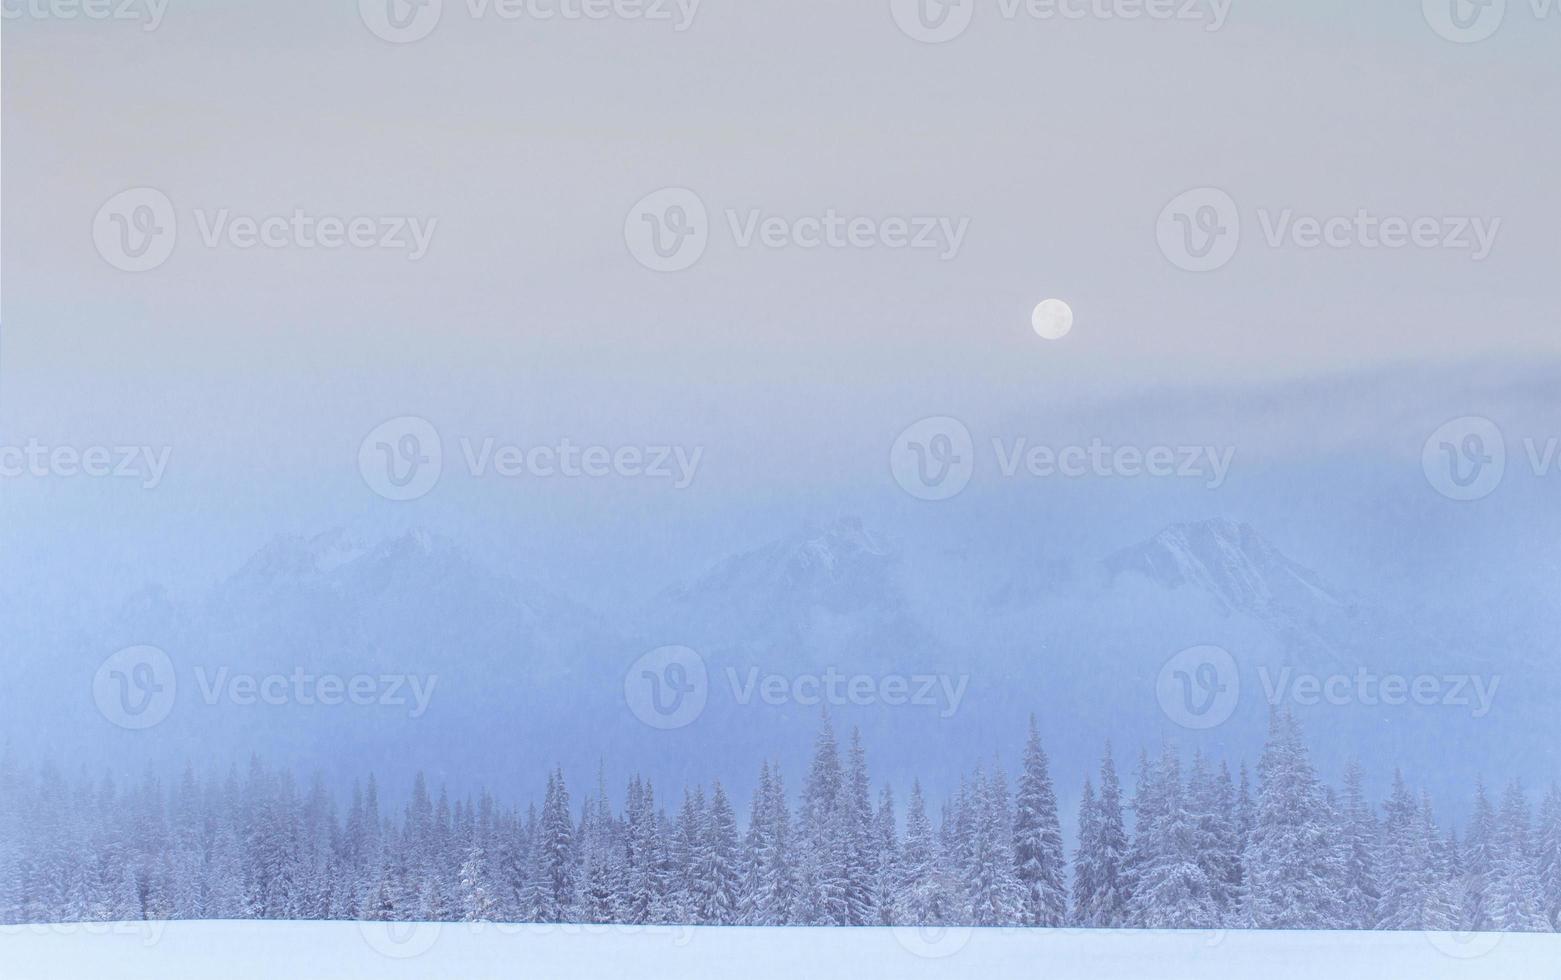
[[0, 921, 1553, 980]]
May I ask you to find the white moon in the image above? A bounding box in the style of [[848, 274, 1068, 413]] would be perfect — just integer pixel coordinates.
[[1031, 299, 1074, 341]]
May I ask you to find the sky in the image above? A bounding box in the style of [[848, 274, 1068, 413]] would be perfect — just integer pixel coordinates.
[[5, 2, 1561, 595], [3, 4, 1561, 787]]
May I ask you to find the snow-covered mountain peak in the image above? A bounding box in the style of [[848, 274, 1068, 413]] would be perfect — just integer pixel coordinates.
[[1103, 518, 1346, 618]]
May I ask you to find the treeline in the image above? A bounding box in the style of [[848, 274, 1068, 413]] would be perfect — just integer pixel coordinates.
[[1, 712, 1558, 931]]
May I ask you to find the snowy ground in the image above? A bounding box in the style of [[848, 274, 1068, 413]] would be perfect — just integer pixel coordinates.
[[1, 921, 1554, 979]]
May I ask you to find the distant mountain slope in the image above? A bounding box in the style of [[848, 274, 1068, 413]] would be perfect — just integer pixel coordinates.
[[643, 516, 944, 668]]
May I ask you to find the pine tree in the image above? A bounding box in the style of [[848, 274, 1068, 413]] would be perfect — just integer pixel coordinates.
[[581, 766, 619, 924], [1125, 744, 1219, 929], [1463, 778, 1498, 932], [533, 768, 578, 922], [1487, 781, 1548, 932], [1536, 784, 1561, 931], [794, 712, 849, 925], [1244, 713, 1343, 929], [669, 787, 706, 921], [1186, 751, 1241, 921], [759, 765, 795, 924], [841, 730, 878, 926], [1375, 770, 1434, 930], [691, 781, 741, 924], [872, 784, 899, 925], [1070, 778, 1099, 927], [1013, 716, 1067, 927], [1336, 760, 1381, 930], [738, 763, 772, 925], [895, 779, 952, 926], [966, 766, 1022, 926]]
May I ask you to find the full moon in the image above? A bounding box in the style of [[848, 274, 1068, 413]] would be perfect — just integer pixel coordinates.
[[1031, 299, 1075, 341]]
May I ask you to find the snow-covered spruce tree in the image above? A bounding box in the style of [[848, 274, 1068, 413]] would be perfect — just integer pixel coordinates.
[[1088, 744, 1131, 927], [1243, 712, 1344, 929], [459, 842, 500, 922], [1070, 777, 1099, 927], [872, 784, 900, 925], [966, 766, 1022, 926], [759, 765, 795, 924], [669, 786, 706, 922], [1537, 784, 1561, 931], [842, 729, 877, 926], [580, 766, 620, 924], [1336, 760, 1381, 930], [690, 781, 741, 924], [1375, 770, 1434, 930], [1462, 778, 1498, 932], [737, 763, 772, 925], [1487, 781, 1549, 932], [794, 711, 850, 925], [1124, 744, 1219, 929], [1013, 716, 1067, 927], [532, 768, 578, 922], [1186, 750, 1241, 922], [896, 779, 953, 926], [1419, 793, 1465, 932]]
